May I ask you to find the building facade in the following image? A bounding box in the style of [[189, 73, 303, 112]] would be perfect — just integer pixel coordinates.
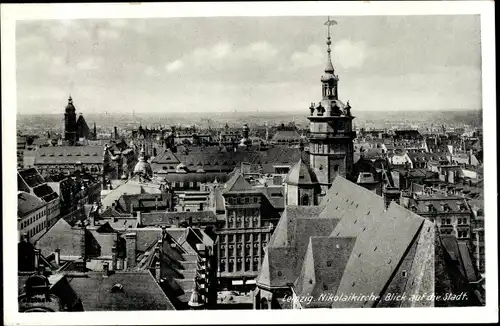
[[18, 191, 47, 242], [216, 173, 276, 287]]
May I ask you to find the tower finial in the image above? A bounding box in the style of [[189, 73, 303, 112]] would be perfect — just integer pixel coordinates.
[[324, 17, 337, 73]]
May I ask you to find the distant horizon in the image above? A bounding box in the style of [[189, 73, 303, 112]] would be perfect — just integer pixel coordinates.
[[16, 107, 483, 116]]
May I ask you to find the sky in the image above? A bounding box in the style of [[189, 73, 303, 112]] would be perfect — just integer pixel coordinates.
[[16, 15, 482, 115]]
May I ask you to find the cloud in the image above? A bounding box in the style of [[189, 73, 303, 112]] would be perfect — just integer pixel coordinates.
[[165, 60, 184, 72], [167, 41, 280, 73], [76, 57, 104, 71], [291, 40, 371, 70], [145, 66, 159, 76], [291, 44, 323, 69], [331, 40, 370, 69]]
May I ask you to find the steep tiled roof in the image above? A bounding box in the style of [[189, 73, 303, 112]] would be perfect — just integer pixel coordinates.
[[257, 176, 433, 308], [18, 191, 46, 218], [35, 146, 104, 165], [36, 218, 84, 257], [222, 172, 254, 194], [294, 236, 356, 307], [67, 271, 175, 310], [286, 158, 319, 186]]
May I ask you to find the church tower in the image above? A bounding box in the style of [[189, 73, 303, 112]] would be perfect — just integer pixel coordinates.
[[64, 96, 77, 144], [308, 18, 356, 195]]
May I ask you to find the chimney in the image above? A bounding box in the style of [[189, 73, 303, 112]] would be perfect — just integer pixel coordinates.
[[155, 261, 161, 283], [117, 258, 124, 270], [55, 248, 61, 266], [34, 248, 41, 271], [125, 233, 137, 269], [103, 261, 110, 277], [111, 244, 118, 270], [80, 222, 87, 262], [136, 211, 141, 227], [161, 225, 167, 241], [383, 186, 401, 211]]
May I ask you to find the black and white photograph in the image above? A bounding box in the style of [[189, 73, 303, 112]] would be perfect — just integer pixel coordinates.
[[2, 1, 497, 325]]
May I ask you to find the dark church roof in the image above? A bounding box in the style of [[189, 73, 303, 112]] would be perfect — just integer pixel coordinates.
[[257, 176, 435, 308]]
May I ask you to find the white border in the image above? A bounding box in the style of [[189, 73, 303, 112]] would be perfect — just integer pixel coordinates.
[[2, 2, 497, 325]]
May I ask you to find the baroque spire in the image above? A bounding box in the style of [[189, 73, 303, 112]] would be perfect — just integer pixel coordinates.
[[324, 16, 337, 74]]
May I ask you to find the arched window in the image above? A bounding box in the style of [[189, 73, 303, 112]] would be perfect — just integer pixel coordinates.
[[261, 298, 269, 310], [334, 165, 340, 172], [301, 194, 309, 206]]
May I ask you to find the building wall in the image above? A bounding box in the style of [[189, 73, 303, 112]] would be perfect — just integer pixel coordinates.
[[470, 213, 484, 273], [285, 184, 299, 206], [217, 193, 273, 282], [18, 205, 47, 243], [46, 198, 61, 229]]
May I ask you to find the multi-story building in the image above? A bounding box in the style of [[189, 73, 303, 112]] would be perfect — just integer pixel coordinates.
[[216, 172, 278, 287], [34, 146, 104, 180], [17, 136, 27, 168], [469, 199, 485, 273], [402, 195, 472, 241], [18, 191, 47, 242], [17, 168, 61, 230]]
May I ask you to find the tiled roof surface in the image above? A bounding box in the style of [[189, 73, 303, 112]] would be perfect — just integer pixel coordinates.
[[101, 180, 162, 209], [67, 271, 175, 310], [222, 172, 254, 194], [271, 129, 301, 142], [18, 191, 46, 217], [294, 236, 356, 307], [286, 158, 319, 185], [440, 235, 479, 283], [36, 219, 83, 257], [33, 184, 59, 202], [18, 168, 46, 188], [140, 211, 217, 226], [257, 176, 432, 307], [408, 196, 470, 213], [35, 146, 104, 165]]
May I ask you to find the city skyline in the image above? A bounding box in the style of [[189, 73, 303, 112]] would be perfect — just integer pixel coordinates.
[[17, 15, 481, 115]]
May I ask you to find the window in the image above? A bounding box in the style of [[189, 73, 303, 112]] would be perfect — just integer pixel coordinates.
[[301, 194, 309, 206]]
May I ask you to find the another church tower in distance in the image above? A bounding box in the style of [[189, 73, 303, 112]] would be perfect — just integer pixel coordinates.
[[64, 95, 77, 145], [307, 17, 356, 195]]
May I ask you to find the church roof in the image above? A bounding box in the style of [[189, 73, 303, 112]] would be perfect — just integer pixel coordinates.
[[256, 176, 435, 307], [285, 158, 319, 186]]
